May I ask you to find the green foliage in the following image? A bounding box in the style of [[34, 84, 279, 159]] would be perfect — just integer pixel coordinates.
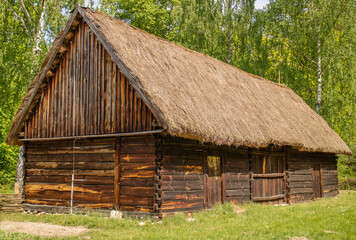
[[0, 191, 355, 239], [0, 0, 355, 184]]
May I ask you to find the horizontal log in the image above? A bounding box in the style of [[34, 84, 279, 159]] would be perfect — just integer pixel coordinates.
[[119, 196, 154, 206], [120, 187, 154, 197], [289, 182, 312, 188], [225, 181, 250, 189], [287, 169, 312, 175], [162, 154, 203, 161], [161, 191, 204, 200], [120, 162, 155, 171], [25, 175, 114, 185], [120, 145, 155, 154], [27, 153, 115, 162], [253, 173, 285, 178], [161, 175, 203, 182], [322, 179, 338, 186], [225, 174, 249, 181], [226, 189, 250, 197], [26, 161, 114, 170], [27, 145, 115, 154], [25, 198, 113, 209], [160, 181, 203, 191], [290, 188, 313, 194], [252, 194, 285, 202], [25, 190, 114, 203], [160, 168, 202, 175], [28, 138, 116, 147], [26, 169, 114, 176], [25, 183, 113, 194], [121, 136, 155, 146], [161, 199, 203, 211], [289, 175, 313, 182], [120, 177, 154, 187], [121, 170, 155, 178], [119, 205, 154, 212], [163, 164, 203, 174], [120, 154, 155, 163]]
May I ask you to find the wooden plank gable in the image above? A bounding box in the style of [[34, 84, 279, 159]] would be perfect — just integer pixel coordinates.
[[24, 20, 159, 139]]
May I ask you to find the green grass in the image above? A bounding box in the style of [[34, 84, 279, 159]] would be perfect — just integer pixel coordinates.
[[1, 191, 356, 240], [0, 183, 14, 194]]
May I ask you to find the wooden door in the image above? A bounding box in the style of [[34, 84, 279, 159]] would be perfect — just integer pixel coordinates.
[[205, 156, 222, 208], [252, 154, 286, 203], [313, 164, 322, 198]]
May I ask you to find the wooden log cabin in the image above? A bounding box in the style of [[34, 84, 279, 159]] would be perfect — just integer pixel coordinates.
[[6, 7, 351, 217]]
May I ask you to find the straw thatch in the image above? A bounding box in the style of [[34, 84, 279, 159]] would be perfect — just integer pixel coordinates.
[[6, 7, 351, 155]]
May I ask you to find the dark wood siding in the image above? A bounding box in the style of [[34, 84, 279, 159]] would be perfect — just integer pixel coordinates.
[[224, 152, 250, 204], [158, 136, 251, 215], [118, 135, 156, 212], [24, 20, 158, 140], [287, 151, 338, 203], [159, 136, 205, 214], [24, 138, 116, 209]]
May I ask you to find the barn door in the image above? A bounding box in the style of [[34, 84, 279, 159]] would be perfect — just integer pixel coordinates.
[[312, 164, 322, 198], [205, 156, 222, 208], [251, 154, 286, 203]]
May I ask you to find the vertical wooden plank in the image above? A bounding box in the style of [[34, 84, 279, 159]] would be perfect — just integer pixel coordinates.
[[89, 30, 94, 135], [105, 55, 112, 133], [79, 21, 83, 136], [129, 85, 133, 132], [120, 73, 125, 132], [50, 75, 55, 137], [62, 54, 67, 137], [101, 48, 105, 134], [142, 101, 146, 131], [83, 24, 89, 135], [97, 42, 101, 134], [147, 108, 152, 130], [112, 62, 116, 133], [116, 66, 120, 132], [125, 77, 129, 132], [93, 37, 98, 135], [133, 92, 137, 131], [114, 137, 121, 207], [45, 81, 50, 137], [137, 98, 142, 131]]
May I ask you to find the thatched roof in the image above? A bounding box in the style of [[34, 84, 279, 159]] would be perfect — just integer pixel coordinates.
[[6, 6, 351, 154]]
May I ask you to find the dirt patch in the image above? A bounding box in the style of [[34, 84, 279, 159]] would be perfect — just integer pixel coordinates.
[[0, 220, 89, 237]]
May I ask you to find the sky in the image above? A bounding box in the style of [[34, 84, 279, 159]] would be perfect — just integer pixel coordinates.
[[255, 0, 270, 9]]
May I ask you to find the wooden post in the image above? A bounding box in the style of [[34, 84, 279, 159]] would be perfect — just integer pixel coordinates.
[[114, 137, 121, 208]]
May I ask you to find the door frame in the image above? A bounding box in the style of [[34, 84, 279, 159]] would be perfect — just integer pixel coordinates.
[[203, 153, 224, 208], [312, 163, 323, 199]]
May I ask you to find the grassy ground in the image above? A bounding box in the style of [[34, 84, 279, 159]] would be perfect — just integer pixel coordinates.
[[0, 190, 355, 240]]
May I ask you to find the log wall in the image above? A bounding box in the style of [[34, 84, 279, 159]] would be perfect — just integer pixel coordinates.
[[24, 138, 116, 209], [287, 151, 338, 203], [24, 20, 158, 139], [157, 136, 250, 215], [118, 135, 156, 212]]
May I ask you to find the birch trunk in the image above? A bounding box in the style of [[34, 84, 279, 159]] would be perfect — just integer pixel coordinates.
[[316, 37, 322, 112], [30, 0, 46, 82]]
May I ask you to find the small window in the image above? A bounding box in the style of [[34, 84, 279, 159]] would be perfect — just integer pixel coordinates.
[[207, 156, 221, 176]]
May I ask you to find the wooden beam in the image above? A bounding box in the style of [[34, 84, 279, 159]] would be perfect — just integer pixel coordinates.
[[21, 129, 165, 142], [114, 137, 121, 208]]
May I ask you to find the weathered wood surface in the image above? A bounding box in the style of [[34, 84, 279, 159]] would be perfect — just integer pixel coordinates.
[[117, 135, 156, 212], [287, 151, 338, 202], [24, 20, 159, 140], [0, 194, 23, 212], [24, 138, 115, 209], [251, 154, 286, 204]]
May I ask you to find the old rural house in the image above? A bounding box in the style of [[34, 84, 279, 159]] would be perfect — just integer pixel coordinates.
[[6, 7, 351, 217]]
